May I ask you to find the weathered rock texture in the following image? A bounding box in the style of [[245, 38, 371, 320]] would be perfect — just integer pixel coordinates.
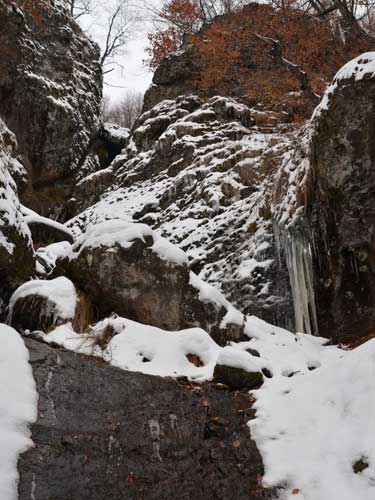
[[0, 118, 34, 316], [59, 227, 244, 345], [0, 0, 102, 215], [18, 339, 274, 500], [144, 44, 199, 112], [65, 123, 130, 218], [309, 56, 375, 343], [69, 95, 295, 332], [214, 364, 263, 390]]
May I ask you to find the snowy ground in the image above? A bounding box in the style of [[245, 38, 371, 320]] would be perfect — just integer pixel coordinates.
[[8, 218, 375, 500], [0, 325, 37, 500], [28, 312, 375, 500], [251, 338, 375, 500]]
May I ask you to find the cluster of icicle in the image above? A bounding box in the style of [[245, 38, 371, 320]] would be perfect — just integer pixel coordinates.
[[274, 221, 319, 336]]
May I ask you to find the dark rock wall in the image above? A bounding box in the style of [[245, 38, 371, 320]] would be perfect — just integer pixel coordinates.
[[0, 118, 35, 317], [18, 339, 274, 500], [143, 44, 199, 112], [0, 0, 102, 216], [310, 68, 375, 343]]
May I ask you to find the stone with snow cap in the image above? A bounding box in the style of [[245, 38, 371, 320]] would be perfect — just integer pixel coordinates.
[[57, 220, 244, 344], [8, 277, 78, 333], [214, 346, 263, 389]]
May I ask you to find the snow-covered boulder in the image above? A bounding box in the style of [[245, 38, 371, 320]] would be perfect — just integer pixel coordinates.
[[59, 220, 245, 344], [213, 347, 263, 389], [8, 277, 79, 333]]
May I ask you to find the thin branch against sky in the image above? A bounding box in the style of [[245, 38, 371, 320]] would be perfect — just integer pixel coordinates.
[[77, 0, 158, 101]]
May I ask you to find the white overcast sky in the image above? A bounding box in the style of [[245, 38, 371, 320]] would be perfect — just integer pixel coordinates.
[[79, 1, 160, 102]]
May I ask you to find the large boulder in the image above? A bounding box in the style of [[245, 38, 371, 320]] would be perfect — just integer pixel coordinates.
[[309, 52, 375, 343], [18, 338, 274, 500], [0, 0, 102, 216], [143, 44, 199, 112], [58, 220, 245, 345]]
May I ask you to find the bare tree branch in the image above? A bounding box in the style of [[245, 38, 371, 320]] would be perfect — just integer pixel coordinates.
[[254, 32, 320, 104]]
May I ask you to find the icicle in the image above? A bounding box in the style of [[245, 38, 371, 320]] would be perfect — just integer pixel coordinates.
[[273, 221, 318, 335]]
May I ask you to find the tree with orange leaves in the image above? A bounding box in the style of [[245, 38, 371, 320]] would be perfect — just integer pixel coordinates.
[[192, 3, 372, 116], [145, 0, 245, 69], [145, 0, 201, 69]]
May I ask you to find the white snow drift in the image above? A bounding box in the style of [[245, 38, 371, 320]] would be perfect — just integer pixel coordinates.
[[0, 324, 37, 500]]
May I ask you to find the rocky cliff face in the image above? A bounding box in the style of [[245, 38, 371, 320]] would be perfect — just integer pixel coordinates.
[[309, 54, 375, 344], [70, 95, 295, 331], [1, 4, 375, 497], [0, 118, 34, 316], [70, 56, 375, 345], [0, 0, 102, 216]]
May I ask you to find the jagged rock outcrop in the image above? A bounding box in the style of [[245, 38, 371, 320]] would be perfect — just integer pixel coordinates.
[[69, 95, 295, 332], [0, 0, 102, 216], [142, 3, 345, 118], [18, 338, 274, 500], [65, 124, 130, 218], [0, 118, 34, 316], [308, 53, 375, 344], [144, 45, 199, 112]]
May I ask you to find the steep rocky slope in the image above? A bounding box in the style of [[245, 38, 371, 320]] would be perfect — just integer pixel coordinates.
[[68, 95, 295, 331], [1, 3, 375, 499], [67, 54, 375, 345]]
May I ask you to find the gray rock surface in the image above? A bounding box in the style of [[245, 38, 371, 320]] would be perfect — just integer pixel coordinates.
[[69, 95, 294, 333], [308, 56, 375, 343], [18, 338, 274, 500], [0, 118, 34, 316], [59, 227, 245, 346], [0, 0, 102, 216], [143, 44, 199, 112]]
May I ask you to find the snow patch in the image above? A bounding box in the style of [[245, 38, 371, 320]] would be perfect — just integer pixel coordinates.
[[0, 324, 38, 500], [9, 277, 77, 322], [250, 338, 375, 500], [71, 220, 188, 266]]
